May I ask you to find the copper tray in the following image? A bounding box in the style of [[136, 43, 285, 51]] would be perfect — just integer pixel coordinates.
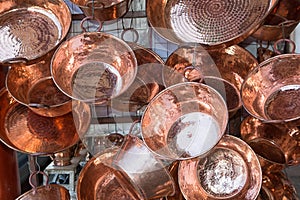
[[0, 0, 71, 64], [178, 135, 262, 200], [0, 89, 91, 155], [147, 0, 273, 47]]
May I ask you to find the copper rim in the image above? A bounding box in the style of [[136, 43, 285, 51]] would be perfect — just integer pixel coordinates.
[[178, 135, 262, 200], [147, 0, 274, 47], [0, 88, 91, 155], [0, 0, 71, 65]]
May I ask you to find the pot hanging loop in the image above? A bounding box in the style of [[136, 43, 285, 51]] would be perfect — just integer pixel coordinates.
[[121, 12, 139, 43], [80, 16, 103, 32], [29, 171, 50, 195]]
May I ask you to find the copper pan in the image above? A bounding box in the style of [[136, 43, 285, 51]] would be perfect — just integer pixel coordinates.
[[178, 135, 262, 200], [70, 0, 132, 22], [110, 42, 165, 113], [147, 0, 275, 48], [240, 116, 299, 173], [0, 88, 91, 155], [165, 45, 258, 117], [6, 52, 72, 118], [0, 0, 71, 66], [51, 20, 138, 104], [16, 171, 70, 200]]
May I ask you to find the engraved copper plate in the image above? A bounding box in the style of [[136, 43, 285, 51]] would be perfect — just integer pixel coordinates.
[[0, 89, 90, 155], [110, 42, 165, 112], [77, 148, 142, 200], [0, 0, 71, 62], [178, 135, 262, 200], [147, 0, 272, 46]]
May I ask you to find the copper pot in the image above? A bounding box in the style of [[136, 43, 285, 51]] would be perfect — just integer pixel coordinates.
[[70, 0, 132, 22], [240, 116, 299, 173], [0, 0, 71, 66], [0, 88, 91, 155], [6, 52, 72, 118], [51, 24, 138, 104]]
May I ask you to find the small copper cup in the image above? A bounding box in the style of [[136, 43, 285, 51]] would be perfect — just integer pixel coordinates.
[[141, 82, 228, 160], [240, 116, 299, 173]]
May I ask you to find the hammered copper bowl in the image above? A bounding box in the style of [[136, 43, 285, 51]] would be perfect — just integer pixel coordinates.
[[77, 147, 143, 200], [141, 82, 228, 160], [6, 52, 72, 117], [70, 0, 132, 22], [241, 53, 300, 125], [0, 0, 71, 65], [0, 88, 91, 155], [240, 116, 299, 173], [51, 31, 138, 104], [178, 135, 262, 200]]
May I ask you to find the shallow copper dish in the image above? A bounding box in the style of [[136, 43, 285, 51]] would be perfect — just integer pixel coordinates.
[[0, 0, 71, 65], [178, 135, 262, 200], [77, 147, 142, 200], [147, 0, 273, 47], [110, 42, 165, 112], [6, 52, 72, 117], [240, 116, 299, 172], [0, 88, 91, 155], [241, 53, 300, 125], [70, 0, 132, 22], [51, 31, 138, 104]]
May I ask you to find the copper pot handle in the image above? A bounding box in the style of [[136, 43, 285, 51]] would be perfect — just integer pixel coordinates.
[[121, 28, 139, 43], [86, 1, 105, 8], [80, 16, 103, 32], [183, 66, 204, 83], [29, 171, 50, 195], [0, 57, 28, 66], [273, 38, 296, 55]]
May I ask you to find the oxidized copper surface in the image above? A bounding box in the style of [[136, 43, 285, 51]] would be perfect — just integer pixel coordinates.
[[0, 0, 71, 65], [51, 32, 138, 104], [70, 0, 132, 21], [77, 147, 143, 200], [147, 0, 272, 47], [0, 89, 91, 155], [141, 82, 228, 160], [178, 135, 262, 200], [110, 42, 165, 112], [165, 45, 257, 117], [241, 54, 300, 125], [6, 52, 72, 117], [240, 116, 299, 172]]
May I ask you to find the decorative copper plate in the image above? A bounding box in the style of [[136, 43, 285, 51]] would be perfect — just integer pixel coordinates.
[[178, 135, 262, 200], [110, 42, 165, 112], [147, 0, 272, 47], [0, 0, 71, 63], [0, 89, 90, 155]]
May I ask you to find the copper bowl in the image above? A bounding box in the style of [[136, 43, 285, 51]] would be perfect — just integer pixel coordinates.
[[77, 147, 143, 200], [241, 53, 300, 125], [141, 82, 228, 160], [0, 0, 71, 65], [0, 88, 91, 155], [178, 135, 262, 200], [6, 52, 72, 117], [70, 0, 132, 22], [240, 116, 299, 172], [51, 31, 138, 104]]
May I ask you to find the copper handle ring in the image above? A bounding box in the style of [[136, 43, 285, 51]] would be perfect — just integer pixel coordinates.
[[80, 16, 103, 32], [121, 28, 139, 43], [0, 57, 28, 65], [29, 171, 50, 194], [273, 38, 296, 55], [86, 1, 105, 8], [183, 66, 204, 83]]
